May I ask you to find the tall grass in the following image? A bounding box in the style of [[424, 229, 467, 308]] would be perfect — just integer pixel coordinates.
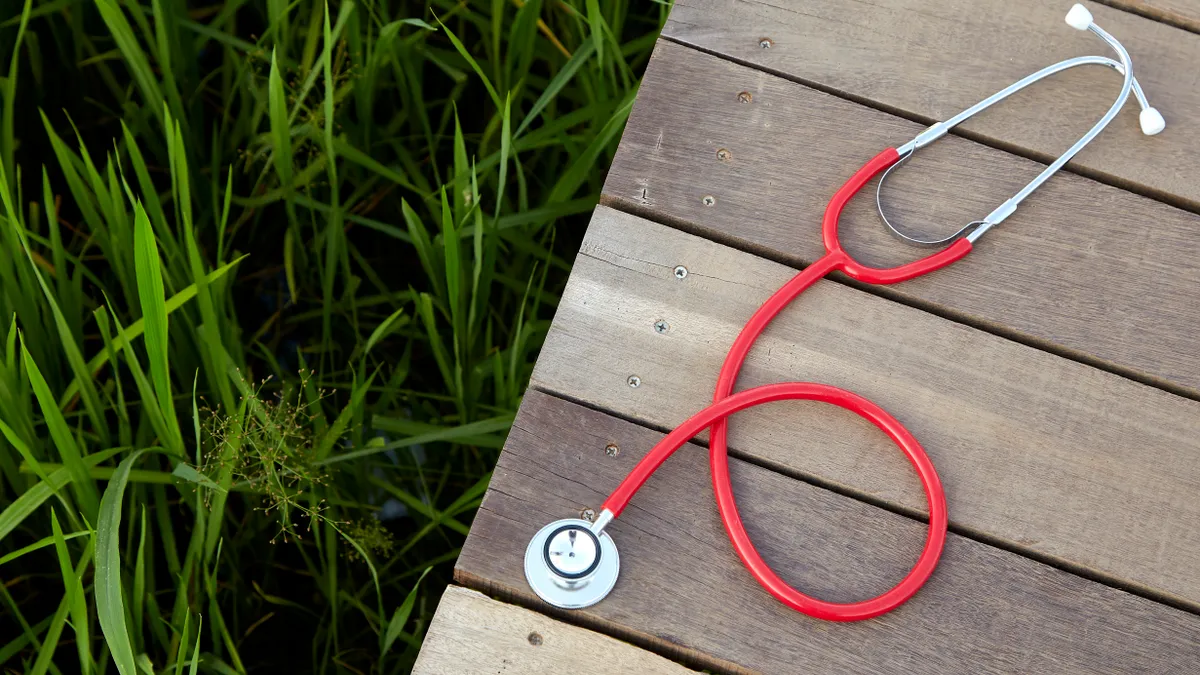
[[0, 0, 666, 671]]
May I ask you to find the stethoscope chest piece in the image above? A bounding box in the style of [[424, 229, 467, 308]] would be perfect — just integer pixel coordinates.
[[524, 518, 619, 609]]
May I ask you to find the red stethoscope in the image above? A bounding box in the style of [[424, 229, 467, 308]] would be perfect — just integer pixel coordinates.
[[524, 4, 1164, 621]]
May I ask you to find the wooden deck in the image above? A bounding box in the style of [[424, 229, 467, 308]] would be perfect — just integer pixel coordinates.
[[416, 1, 1200, 672]]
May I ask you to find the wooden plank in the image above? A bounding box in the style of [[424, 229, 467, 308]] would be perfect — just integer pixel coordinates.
[[602, 40, 1200, 395], [1106, 0, 1200, 32], [530, 205, 1200, 611], [457, 390, 1200, 674], [661, 0, 1200, 208], [413, 586, 697, 674]]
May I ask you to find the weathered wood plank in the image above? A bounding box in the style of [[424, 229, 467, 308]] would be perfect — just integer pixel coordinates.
[[530, 205, 1200, 611], [662, 0, 1200, 208], [413, 586, 696, 674], [602, 40, 1200, 394], [457, 390, 1200, 674], [1108, 0, 1200, 31]]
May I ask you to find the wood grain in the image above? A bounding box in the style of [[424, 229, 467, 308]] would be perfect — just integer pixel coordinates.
[[457, 390, 1200, 674], [530, 205, 1200, 611], [1105, 0, 1200, 33], [602, 40, 1200, 395], [413, 586, 697, 674], [662, 0, 1200, 208]]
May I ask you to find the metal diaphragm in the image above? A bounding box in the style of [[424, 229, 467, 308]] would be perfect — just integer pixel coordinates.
[[524, 518, 619, 609]]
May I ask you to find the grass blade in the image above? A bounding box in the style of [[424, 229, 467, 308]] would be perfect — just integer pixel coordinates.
[[495, 92, 512, 219], [321, 413, 515, 466], [283, 227, 298, 304], [94, 0, 166, 129], [1, 0, 32, 181], [0, 615, 53, 665], [95, 449, 149, 675], [268, 49, 296, 225], [58, 257, 246, 407], [0, 448, 123, 541], [132, 507, 147, 653], [173, 613, 190, 675], [514, 41, 595, 138], [366, 476, 468, 535], [586, 0, 604, 64], [29, 570, 80, 674], [133, 202, 182, 454], [414, 293, 454, 399], [172, 463, 225, 492], [381, 567, 430, 659], [120, 323, 176, 460], [0, 528, 90, 566], [362, 308, 407, 356], [401, 199, 445, 300], [51, 509, 92, 673], [189, 615, 202, 675], [435, 15, 502, 111], [548, 88, 636, 203], [441, 188, 462, 344], [21, 340, 100, 518], [0, 158, 111, 447], [315, 369, 377, 460], [119, 121, 169, 231]]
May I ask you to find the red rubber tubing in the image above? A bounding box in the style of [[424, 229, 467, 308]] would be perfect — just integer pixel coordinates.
[[824, 149, 973, 285], [600, 148, 972, 621]]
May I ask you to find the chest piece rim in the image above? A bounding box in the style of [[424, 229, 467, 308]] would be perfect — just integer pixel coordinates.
[[524, 517, 619, 609]]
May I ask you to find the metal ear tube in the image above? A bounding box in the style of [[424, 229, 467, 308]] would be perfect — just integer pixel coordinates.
[[880, 4, 1164, 246]]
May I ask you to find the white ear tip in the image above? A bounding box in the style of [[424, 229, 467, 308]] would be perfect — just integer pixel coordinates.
[[1140, 107, 1166, 135], [1066, 3, 1093, 30]]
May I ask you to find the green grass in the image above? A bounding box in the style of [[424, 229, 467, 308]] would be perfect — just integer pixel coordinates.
[[0, 0, 667, 671]]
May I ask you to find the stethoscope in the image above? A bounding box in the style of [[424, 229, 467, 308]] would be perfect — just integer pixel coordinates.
[[524, 3, 1165, 621]]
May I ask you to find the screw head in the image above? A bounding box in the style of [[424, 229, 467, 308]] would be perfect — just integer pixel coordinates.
[[605, 443, 620, 457], [702, 195, 716, 207], [627, 375, 641, 388], [654, 320, 669, 334], [737, 91, 752, 103], [528, 632, 543, 646], [581, 508, 596, 521], [759, 37, 773, 49], [673, 265, 688, 279], [716, 148, 731, 161]]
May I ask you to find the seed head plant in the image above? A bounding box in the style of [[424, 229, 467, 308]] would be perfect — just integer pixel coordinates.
[[200, 371, 333, 543]]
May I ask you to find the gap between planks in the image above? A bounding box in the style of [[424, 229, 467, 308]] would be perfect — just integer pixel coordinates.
[[452, 568, 745, 674], [413, 585, 699, 674], [1096, 0, 1200, 34], [601, 39, 1200, 402], [654, 35, 1200, 220], [533, 382, 1200, 619], [600, 193, 1200, 407], [661, 0, 1200, 216], [457, 389, 1200, 674], [531, 205, 1200, 616]]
